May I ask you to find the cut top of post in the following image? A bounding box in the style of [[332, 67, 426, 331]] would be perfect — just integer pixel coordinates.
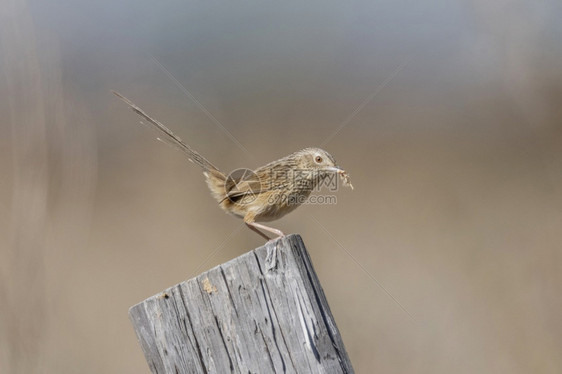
[[129, 234, 355, 374]]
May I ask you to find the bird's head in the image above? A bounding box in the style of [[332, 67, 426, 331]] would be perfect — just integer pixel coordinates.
[[293, 148, 353, 189]]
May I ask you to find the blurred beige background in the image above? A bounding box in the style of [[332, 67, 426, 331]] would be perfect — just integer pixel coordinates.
[[1, 0, 561, 372]]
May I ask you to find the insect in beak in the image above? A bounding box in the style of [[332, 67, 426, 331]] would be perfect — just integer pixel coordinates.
[[323, 166, 353, 190]]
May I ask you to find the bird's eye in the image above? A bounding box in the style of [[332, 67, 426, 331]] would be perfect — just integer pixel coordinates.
[[315, 155, 323, 164]]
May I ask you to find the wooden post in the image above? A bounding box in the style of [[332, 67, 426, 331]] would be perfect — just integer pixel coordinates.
[[129, 234, 355, 374]]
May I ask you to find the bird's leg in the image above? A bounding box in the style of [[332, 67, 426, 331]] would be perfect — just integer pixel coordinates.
[[246, 221, 285, 239], [245, 221, 284, 270], [245, 222, 271, 241]]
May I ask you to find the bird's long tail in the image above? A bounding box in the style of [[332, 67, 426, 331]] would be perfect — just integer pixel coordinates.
[[112, 91, 227, 202]]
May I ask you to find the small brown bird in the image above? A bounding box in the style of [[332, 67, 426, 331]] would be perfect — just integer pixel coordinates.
[[113, 92, 353, 240]]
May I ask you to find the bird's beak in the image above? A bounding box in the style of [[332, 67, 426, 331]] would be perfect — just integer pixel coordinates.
[[324, 166, 345, 174], [324, 166, 344, 173]]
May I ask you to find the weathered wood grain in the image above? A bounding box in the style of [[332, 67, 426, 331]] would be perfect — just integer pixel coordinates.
[[129, 234, 355, 374]]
